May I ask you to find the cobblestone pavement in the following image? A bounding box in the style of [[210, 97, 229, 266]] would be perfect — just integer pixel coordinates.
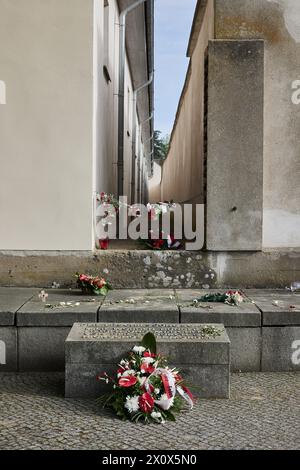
[[0, 372, 299, 450]]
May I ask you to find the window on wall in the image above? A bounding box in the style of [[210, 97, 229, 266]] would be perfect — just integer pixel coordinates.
[[103, 0, 111, 83]]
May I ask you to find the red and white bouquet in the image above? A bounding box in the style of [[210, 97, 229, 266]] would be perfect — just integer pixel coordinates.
[[97, 333, 194, 424], [76, 273, 112, 296]]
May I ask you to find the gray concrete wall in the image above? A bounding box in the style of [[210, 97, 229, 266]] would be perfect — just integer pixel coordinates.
[[157, 0, 215, 204], [0, 249, 299, 288], [206, 39, 264, 251], [215, 0, 300, 249]]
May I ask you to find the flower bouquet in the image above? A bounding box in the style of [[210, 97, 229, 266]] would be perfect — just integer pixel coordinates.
[[196, 290, 244, 306], [76, 273, 112, 296], [97, 333, 194, 424], [143, 233, 182, 250]]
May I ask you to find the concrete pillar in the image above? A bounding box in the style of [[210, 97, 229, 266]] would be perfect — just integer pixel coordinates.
[[206, 40, 264, 251]]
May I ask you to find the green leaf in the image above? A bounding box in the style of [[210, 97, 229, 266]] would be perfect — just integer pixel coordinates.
[[141, 332, 157, 354], [164, 410, 176, 422], [197, 293, 227, 303]]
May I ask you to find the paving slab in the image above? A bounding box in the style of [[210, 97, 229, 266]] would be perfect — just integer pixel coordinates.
[[18, 326, 70, 371], [66, 322, 230, 398], [0, 287, 38, 325], [0, 327, 17, 371], [98, 289, 179, 323], [17, 289, 102, 326], [1, 372, 299, 450], [246, 291, 300, 326], [262, 326, 300, 371], [176, 290, 261, 326]]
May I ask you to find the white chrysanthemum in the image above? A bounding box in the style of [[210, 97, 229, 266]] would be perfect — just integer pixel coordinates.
[[124, 395, 139, 413], [155, 394, 174, 411], [154, 388, 160, 395], [141, 356, 155, 364], [122, 369, 136, 377], [132, 346, 146, 355], [119, 359, 129, 366], [233, 292, 244, 304]]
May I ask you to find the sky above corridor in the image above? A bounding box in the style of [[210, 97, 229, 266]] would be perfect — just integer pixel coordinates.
[[154, 0, 197, 137]]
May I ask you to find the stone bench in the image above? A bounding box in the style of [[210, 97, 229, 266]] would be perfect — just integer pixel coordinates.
[[0, 288, 38, 371], [246, 291, 300, 371], [65, 322, 230, 399], [176, 289, 262, 372], [16, 290, 103, 371], [98, 289, 179, 323]]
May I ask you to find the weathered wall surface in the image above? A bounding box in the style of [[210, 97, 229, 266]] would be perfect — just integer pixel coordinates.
[[215, 0, 300, 249], [207, 40, 264, 251], [0, 0, 94, 250], [0, 250, 299, 289], [158, 0, 214, 204]]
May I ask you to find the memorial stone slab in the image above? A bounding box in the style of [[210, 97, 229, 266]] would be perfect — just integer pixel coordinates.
[[65, 322, 230, 398]]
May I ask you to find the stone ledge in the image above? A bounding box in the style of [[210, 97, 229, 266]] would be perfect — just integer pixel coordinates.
[[98, 289, 179, 323], [177, 289, 262, 327], [246, 292, 300, 326], [17, 289, 102, 326], [0, 287, 38, 325]]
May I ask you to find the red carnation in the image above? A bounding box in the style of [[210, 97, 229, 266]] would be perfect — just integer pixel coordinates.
[[100, 239, 109, 250], [143, 351, 156, 358], [141, 363, 155, 374], [139, 393, 154, 414], [93, 278, 105, 289], [152, 239, 164, 249], [118, 376, 137, 388]]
